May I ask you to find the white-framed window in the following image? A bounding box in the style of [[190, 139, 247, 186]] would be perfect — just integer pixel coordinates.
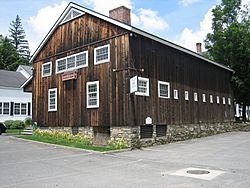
[[228, 98, 231, 105], [42, 62, 52, 77], [3, 102, 9, 115], [135, 77, 150, 96], [87, 81, 99, 108], [21, 103, 27, 115], [185, 91, 189, 100], [216, 96, 220, 104], [222, 97, 226, 105], [202, 94, 206, 103], [14, 103, 21, 115], [48, 88, 57, 111], [158, 81, 170, 98], [56, 51, 88, 73], [194, 92, 198, 102], [94, 44, 110, 65], [210, 95, 213, 103], [174, 89, 178, 99], [0, 102, 2, 115]]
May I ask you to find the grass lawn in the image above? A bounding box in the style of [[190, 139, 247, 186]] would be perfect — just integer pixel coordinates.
[[18, 135, 120, 152], [6, 129, 23, 135]]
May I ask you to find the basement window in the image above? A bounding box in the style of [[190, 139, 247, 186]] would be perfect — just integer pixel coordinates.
[[48, 88, 57, 112], [156, 125, 167, 137], [202, 94, 206, 103], [194, 92, 198, 102], [140, 125, 153, 139], [185, 91, 189, 100], [94, 44, 110, 65], [42, 62, 52, 77], [135, 77, 149, 96], [3, 102, 10, 115], [87, 81, 99, 108], [210, 95, 213, 103], [158, 81, 170, 98], [174, 89, 178, 99]]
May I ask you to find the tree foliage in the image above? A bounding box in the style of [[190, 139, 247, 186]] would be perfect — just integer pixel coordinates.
[[9, 15, 30, 60], [205, 0, 250, 120]]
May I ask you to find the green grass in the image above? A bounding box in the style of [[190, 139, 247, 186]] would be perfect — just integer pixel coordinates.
[[17, 135, 118, 152], [6, 129, 23, 135]]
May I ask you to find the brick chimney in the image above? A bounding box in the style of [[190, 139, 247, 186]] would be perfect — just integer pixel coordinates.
[[109, 6, 131, 25], [196, 43, 202, 53]]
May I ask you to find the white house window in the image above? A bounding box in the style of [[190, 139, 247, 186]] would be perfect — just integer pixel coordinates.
[[87, 81, 99, 108], [21, 103, 27, 115], [42, 62, 52, 77], [3, 102, 9, 115], [222, 97, 226, 105], [217, 96, 220, 104], [158, 81, 170, 98], [228, 98, 231, 105], [210, 95, 213, 103], [185, 91, 189, 100], [48, 88, 57, 111], [202, 94, 206, 103], [56, 51, 88, 73], [14, 103, 21, 115], [174, 89, 178, 99], [0, 102, 2, 114], [194, 92, 198, 102], [135, 77, 149, 96], [94, 44, 110, 64]]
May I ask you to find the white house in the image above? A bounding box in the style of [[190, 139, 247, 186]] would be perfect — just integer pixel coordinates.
[[0, 65, 32, 123]]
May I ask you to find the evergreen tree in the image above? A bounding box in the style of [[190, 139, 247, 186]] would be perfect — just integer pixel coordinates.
[[9, 15, 30, 61], [205, 0, 250, 121]]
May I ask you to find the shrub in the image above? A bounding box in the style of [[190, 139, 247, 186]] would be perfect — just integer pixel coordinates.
[[4, 120, 14, 129], [11, 120, 25, 129], [108, 138, 128, 149], [24, 117, 33, 127]]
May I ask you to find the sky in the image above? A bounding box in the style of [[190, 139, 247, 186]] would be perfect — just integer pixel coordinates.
[[0, 0, 249, 54]]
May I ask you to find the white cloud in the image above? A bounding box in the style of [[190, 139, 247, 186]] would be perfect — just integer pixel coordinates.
[[180, 0, 201, 7], [176, 7, 214, 52], [27, 1, 68, 52]]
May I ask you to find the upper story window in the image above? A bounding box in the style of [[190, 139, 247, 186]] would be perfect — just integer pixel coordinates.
[[185, 91, 189, 100], [194, 92, 198, 102], [86, 81, 99, 108], [94, 44, 110, 64], [3, 102, 9, 115], [202, 94, 206, 103], [210, 95, 213, 103], [48, 88, 57, 112], [158, 81, 170, 98], [217, 96, 220, 104], [222, 97, 226, 105], [174, 89, 178, 99], [228, 98, 231, 105], [135, 77, 149, 96], [56, 51, 88, 74], [42, 62, 52, 77]]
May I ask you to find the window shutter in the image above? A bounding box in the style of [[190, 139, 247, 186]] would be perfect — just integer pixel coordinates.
[[10, 102, 14, 116], [28, 103, 31, 116]]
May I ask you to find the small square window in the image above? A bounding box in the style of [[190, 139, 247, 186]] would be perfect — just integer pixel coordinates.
[[135, 77, 149, 96], [66, 56, 76, 69], [42, 62, 52, 77], [48, 88, 57, 111], [174, 89, 178, 99], [210, 95, 213, 103], [94, 44, 110, 64], [87, 81, 99, 108], [202, 94, 206, 103], [158, 81, 170, 98], [194, 92, 198, 102], [185, 91, 189, 100], [56, 59, 66, 73]]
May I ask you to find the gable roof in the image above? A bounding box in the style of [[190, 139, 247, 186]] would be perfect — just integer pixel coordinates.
[[30, 2, 233, 73], [19, 65, 33, 76], [0, 69, 27, 88]]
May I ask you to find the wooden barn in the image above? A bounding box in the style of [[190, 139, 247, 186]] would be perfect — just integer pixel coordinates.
[[30, 2, 234, 146]]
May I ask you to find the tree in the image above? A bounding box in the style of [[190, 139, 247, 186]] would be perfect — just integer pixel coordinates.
[[9, 15, 30, 61], [0, 35, 26, 71], [205, 0, 250, 121]]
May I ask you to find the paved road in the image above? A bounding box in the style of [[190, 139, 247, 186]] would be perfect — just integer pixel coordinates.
[[1, 132, 250, 188]]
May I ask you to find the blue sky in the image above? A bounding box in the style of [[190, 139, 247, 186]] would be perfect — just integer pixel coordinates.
[[0, 0, 249, 53]]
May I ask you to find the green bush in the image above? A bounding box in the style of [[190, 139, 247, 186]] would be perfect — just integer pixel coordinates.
[[4, 120, 14, 129], [24, 117, 32, 127]]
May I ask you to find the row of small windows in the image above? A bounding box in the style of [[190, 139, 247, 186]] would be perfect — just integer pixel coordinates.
[[136, 77, 231, 105], [42, 44, 110, 77], [0, 102, 30, 116], [48, 80, 100, 111]]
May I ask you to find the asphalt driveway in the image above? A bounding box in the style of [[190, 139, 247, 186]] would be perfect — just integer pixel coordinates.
[[1, 132, 250, 188]]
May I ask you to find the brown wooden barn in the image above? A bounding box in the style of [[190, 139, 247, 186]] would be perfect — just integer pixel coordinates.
[[30, 2, 234, 146]]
